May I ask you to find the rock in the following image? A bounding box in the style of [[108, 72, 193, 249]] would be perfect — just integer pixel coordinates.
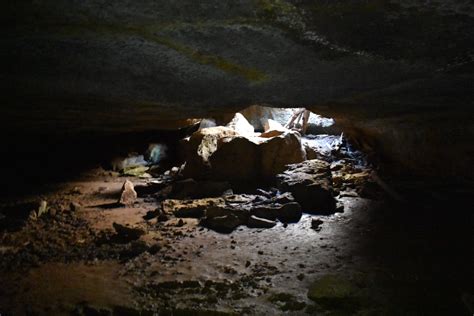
[[247, 215, 277, 228], [277, 160, 336, 214], [251, 201, 302, 223], [143, 209, 160, 220], [205, 205, 250, 223], [122, 165, 150, 177], [210, 131, 306, 180], [263, 118, 287, 133], [111, 155, 147, 172], [199, 118, 217, 129], [48, 208, 57, 217], [209, 136, 260, 180], [146, 143, 167, 164], [200, 214, 242, 234], [113, 222, 146, 241], [226, 113, 254, 135], [118, 180, 138, 206], [70, 201, 82, 212], [255, 192, 295, 205], [161, 198, 224, 218], [170, 166, 180, 176], [311, 218, 323, 231], [181, 126, 240, 178], [157, 213, 169, 222], [260, 129, 286, 138], [37, 200, 49, 217], [277, 202, 303, 223], [259, 131, 306, 178]]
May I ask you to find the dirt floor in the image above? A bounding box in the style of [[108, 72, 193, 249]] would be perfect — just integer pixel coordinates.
[[0, 166, 473, 315]]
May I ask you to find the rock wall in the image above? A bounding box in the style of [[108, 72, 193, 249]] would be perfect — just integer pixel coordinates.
[[2, 0, 473, 179]]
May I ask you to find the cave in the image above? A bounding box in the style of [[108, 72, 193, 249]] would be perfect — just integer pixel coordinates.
[[1, 1, 473, 315]]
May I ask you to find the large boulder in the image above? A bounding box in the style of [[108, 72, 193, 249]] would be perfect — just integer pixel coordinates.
[[183, 126, 306, 181], [209, 136, 260, 181], [226, 113, 254, 135], [277, 160, 336, 214], [181, 126, 240, 178], [259, 131, 306, 178]]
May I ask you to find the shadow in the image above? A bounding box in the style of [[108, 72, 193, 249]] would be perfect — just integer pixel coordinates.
[[0, 202, 37, 232], [92, 202, 122, 210], [0, 129, 185, 199]]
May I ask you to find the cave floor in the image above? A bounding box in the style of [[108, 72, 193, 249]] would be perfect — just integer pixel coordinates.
[[0, 170, 473, 315]]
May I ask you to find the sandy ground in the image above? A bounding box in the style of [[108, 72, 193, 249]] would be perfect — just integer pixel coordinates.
[[0, 169, 473, 315]]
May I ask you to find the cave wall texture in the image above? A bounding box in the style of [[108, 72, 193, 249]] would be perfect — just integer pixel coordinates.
[[2, 0, 473, 179]]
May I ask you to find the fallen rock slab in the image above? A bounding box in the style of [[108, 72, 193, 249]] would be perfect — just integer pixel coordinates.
[[251, 202, 302, 224], [162, 198, 225, 218], [277, 160, 336, 214]]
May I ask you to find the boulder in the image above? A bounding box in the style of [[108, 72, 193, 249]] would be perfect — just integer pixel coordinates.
[[247, 215, 277, 229], [146, 144, 168, 164], [182, 125, 306, 181], [277, 160, 336, 214], [118, 180, 137, 206], [226, 113, 255, 135], [259, 131, 306, 178], [200, 214, 242, 234], [181, 126, 240, 179], [262, 118, 287, 133], [209, 136, 260, 181]]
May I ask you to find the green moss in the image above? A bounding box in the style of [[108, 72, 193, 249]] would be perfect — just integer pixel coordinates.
[[268, 292, 306, 311], [307, 274, 358, 308], [54, 22, 268, 83], [257, 0, 299, 18]]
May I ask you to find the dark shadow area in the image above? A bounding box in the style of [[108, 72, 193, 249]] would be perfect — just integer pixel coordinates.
[[0, 128, 189, 199], [347, 190, 474, 315]]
